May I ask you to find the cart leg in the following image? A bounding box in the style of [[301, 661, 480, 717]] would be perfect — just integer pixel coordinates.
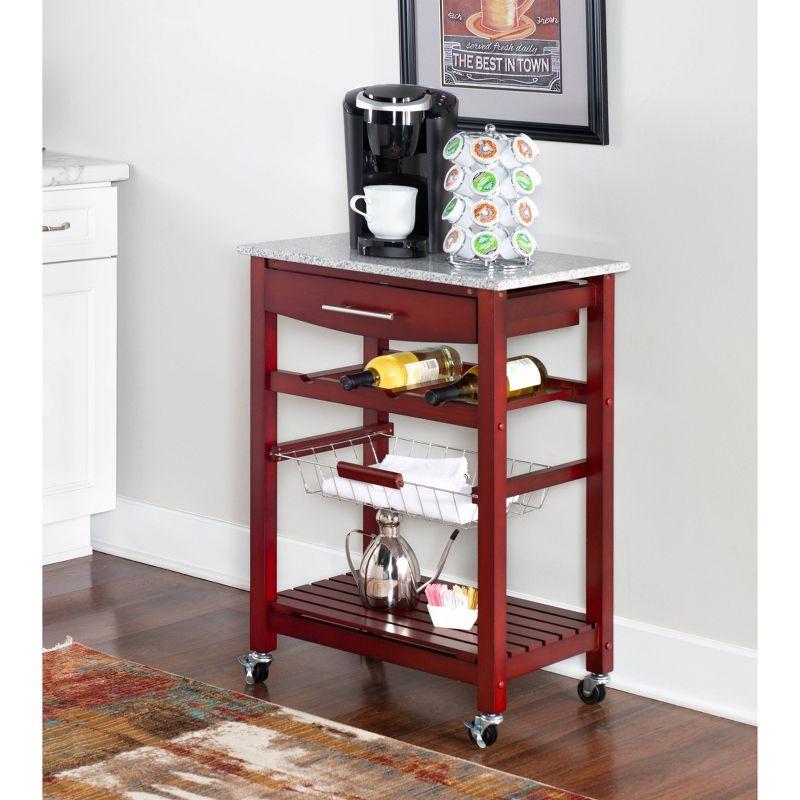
[[243, 257, 277, 679], [585, 274, 614, 682], [472, 290, 508, 736], [361, 336, 390, 551]]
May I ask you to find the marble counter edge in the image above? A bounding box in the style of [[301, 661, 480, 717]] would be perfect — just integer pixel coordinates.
[[42, 152, 131, 187], [236, 242, 630, 291]]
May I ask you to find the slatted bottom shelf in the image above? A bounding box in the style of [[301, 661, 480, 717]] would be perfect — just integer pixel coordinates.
[[269, 574, 598, 683]]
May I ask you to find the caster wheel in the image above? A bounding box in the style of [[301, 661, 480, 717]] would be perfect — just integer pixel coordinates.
[[577, 679, 606, 705], [238, 653, 273, 685], [481, 724, 498, 747], [467, 723, 498, 748]]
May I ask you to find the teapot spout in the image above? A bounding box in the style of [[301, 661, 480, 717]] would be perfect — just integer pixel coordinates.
[[416, 529, 460, 595]]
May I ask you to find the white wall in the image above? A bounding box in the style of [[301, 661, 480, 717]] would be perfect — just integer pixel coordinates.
[[44, 1, 756, 650]]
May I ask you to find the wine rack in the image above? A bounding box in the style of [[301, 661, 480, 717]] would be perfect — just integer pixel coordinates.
[[244, 246, 620, 746]]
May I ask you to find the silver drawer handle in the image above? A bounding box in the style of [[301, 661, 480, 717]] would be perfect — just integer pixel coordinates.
[[42, 222, 71, 232], [321, 304, 395, 321]]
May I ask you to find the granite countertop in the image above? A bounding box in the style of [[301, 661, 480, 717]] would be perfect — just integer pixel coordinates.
[[238, 233, 629, 291], [43, 151, 130, 187]]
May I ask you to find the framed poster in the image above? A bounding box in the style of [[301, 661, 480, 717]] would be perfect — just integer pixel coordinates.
[[399, 0, 608, 144]]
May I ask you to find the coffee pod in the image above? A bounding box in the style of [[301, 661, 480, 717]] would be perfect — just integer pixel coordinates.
[[443, 164, 467, 194], [469, 166, 504, 197], [442, 195, 472, 225], [442, 133, 473, 166], [519, 164, 542, 187], [471, 229, 502, 262], [470, 197, 505, 228], [499, 134, 540, 168], [443, 225, 473, 259], [499, 196, 540, 227], [470, 135, 501, 167], [499, 228, 538, 260], [499, 165, 542, 198]]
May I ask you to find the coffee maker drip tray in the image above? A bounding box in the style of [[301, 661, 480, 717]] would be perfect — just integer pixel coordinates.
[[358, 234, 428, 259]]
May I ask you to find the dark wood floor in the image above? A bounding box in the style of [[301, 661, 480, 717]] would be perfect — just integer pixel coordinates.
[[43, 553, 756, 799]]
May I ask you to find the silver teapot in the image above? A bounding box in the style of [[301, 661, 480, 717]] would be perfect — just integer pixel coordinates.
[[345, 509, 460, 611]]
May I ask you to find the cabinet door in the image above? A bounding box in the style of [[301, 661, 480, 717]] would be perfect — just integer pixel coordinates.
[[43, 258, 116, 523]]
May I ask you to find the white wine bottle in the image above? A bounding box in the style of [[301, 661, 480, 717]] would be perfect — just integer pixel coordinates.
[[340, 346, 463, 391], [424, 355, 547, 405]]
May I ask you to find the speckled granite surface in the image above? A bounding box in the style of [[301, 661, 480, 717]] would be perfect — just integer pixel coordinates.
[[238, 233, 629, 291]]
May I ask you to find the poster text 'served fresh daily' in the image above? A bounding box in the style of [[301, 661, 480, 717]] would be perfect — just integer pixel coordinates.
[[441, 0, 563, 93]]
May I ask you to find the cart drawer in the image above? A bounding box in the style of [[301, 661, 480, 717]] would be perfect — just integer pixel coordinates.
[[264, 268, 477, 343]]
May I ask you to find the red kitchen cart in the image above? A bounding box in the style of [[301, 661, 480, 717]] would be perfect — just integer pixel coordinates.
[[240, 239, 624, 748]]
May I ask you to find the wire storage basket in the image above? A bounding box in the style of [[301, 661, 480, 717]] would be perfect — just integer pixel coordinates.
[[273, 430, 550, 529]]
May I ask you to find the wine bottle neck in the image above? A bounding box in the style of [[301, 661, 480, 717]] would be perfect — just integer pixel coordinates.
[[424, 385, 463, 406], [339, 370, 376, 391]]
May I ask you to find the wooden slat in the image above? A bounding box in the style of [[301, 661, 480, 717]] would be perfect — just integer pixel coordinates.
[[293, 584, 482, 648], [506, 606, 583, 634], [546, 376, 588, 404], [286, 584, 535, 654], [507, 310, 579, 338], [328, 573, 588, 628], [278, 573, 597, 671], [272, 593, 480, 660], [506, 627, 599, 678], [322, 575, 562, 649], [307, 581, 550, 649], [279, 588, 509, 655], [292, 583, 539, 652], [506, 282, 597, 322], [269, 422, 393, 461], [500, 458, 589, 499], [506, 596, 589, 624]]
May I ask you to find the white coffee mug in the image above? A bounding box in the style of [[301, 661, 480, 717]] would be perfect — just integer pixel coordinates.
[[349, 185, 417, 240]]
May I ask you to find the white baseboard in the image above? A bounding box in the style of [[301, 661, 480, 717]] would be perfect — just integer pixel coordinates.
[[44, 515, 93, 565], [92, 496, 756, 725]]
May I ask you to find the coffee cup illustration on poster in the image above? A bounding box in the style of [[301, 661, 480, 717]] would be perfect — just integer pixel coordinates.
[[441, 0, 562, 92]]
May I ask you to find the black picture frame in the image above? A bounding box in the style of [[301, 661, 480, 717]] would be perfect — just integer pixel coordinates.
[[398, 0, 609, 145]]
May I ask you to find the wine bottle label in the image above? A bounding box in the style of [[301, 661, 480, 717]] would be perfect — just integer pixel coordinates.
[[405, 358, 440, 385], [507, 358, 541, 391]]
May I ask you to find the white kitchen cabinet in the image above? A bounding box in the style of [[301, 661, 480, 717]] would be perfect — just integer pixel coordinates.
[[42, 153, 128, 564]]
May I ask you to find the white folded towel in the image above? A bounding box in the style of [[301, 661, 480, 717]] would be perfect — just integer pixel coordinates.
[[377, 453, 470, 491], [321, 474, 477, 525]]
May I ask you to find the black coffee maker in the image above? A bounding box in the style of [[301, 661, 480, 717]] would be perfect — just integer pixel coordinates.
[[344, 84, 458, 258]]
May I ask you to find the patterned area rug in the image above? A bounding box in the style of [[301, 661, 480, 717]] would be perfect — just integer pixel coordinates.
[[43, 642, 589, 799]]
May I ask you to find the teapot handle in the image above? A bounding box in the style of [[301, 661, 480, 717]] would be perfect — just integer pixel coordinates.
[[345, 529, 376, 588]]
